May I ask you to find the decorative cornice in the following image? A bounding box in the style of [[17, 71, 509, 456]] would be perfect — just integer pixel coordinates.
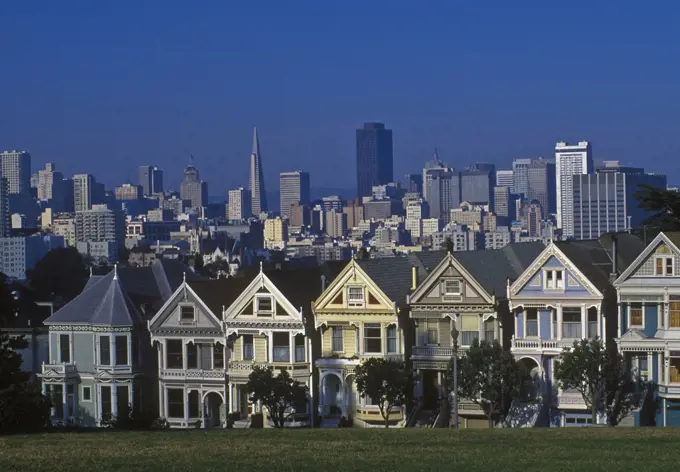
[[152, 328, 223, 336], [410, 304, 494, 312], [49, 325, 134, 333], [227, 320, 304, 330]]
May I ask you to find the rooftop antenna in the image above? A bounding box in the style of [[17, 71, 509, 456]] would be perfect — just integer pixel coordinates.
[[189, 153, 194, 166]]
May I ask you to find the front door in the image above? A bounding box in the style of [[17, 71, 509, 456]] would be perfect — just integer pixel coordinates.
[[422, 370, 439, 410]]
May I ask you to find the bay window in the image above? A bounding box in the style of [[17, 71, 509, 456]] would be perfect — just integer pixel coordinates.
[[670, 301, 680, 328], [670, 356, 680, 384], [213, 343, 224, 368], [386, 326, 397, 353], [166, 340, 183, 369], [459, 315, 479, 346], [332, 327, 343, 352], [295, 335, 305, 362], [364, 324, 382, 353], [629, 303, 643, 328], [99, 336, 111, 365], [562, 308, 582, 339], [60, 334, 70, 363], [115, 335, 128, 365], [272, 332, 290, 362], [167, 388, 184, 418], [242, 335, 254, 361], [525, 309, 538, 337]]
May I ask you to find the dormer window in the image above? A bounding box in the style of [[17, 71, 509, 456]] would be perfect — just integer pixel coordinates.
[[655, 256, 674, 276], [348, 287, 365, 308], [444, 280, 461, 296], [180, 305, 196, 323], [543, 270, 564, 290], [255, 295, 273, 315]]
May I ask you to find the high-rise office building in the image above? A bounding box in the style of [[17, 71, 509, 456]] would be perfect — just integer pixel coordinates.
[[0, 175, 8, 237], [75, 204, 125, 263], [324, 209, 347, 239], [73, 174, 96, 212], [0, 150, 31, 195], [496, 170, 514, 188], [228, 187, 250, 221], [493, 186, 511, 218], [139, 165, 164, 196], [572, 165, 666, 240], [115, 183, 143, 200], [279, 171, 310, 219], [461, 169, 493, 205], [512, 158, 532, 197], [526, 158, 556, 215], [356, 122, 393, 198], [424, 163, 461, 222], [37, 163, 62, 201], [404, 173, 423, 194], [249, 127, 268, 215], [180, 164, 208, 211], [555, 141, 593, 238], [521, 201, 543, 237]]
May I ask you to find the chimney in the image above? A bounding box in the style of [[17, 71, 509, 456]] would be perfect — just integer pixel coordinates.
[[411, 265, 417, 291], [321, 274, 327, 292], [609, 233, 618, 283]]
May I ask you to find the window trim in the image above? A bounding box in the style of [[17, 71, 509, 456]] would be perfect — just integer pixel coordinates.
[[668, 301, 680, 329], [386, 325, 398, 354], [655, 255, 675, 276], [628, 303, 645, 329], [347, 286, 365, 308], [543, 269, 565, 290], [114, 334, 129, 366], [363, 323, 382, 354], [524, 309, 539, 338], [443, 279, 462, 296], [242, 334, 254, 361], [668, 356, 680, 384], [82, 385, 92, 402], [58, 333, 72, 364], [179, 304, 196, 324], [254, 295, 274, 315], [98, 334, 112, 366], [331, 326, 344, 353]]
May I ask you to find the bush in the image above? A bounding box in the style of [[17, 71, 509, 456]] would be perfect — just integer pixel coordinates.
[[337, 415, 353, 428], [152, 417, 170, 429]]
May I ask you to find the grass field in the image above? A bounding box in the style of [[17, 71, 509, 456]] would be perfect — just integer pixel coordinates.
[[2, 428, 679, 471]]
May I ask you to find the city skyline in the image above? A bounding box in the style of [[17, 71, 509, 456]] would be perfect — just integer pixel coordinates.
[[2, 3, 678, 189]]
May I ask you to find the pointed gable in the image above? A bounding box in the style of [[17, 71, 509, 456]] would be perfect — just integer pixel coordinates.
[[46, 270, 141, 327], [615, 232, 680, 285]]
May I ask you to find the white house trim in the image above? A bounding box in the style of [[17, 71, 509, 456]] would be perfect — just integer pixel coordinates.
[[224, 271, 302, 323], [615, 232, 680, 286]]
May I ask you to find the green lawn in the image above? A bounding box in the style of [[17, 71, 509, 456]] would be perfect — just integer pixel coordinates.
[[1, 428, 679, 471]]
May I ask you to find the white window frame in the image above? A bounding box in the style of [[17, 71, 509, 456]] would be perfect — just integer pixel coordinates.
[[655, 255, 675, 276], [628, 303, 645, 329], [347, 286, 365, 308], [543, 269, 565, 290], [113, 333, 130, 366], [179, 304, 196, 324], [254, 295, 274, 315], [524, 309, 539, 338], [242, 334, 254, 361], [82, 385, 92, 402], [97, 334, 112, 366], [57, 333, 73, 364], [331, 327, 344, 353]]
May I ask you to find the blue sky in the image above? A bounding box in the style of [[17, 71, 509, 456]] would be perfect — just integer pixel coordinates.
[[1, 1, 679, 192]]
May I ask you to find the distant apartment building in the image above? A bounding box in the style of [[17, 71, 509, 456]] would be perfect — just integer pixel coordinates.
[[572, 165, 667, 240], [52, 214, 77, 247], [228, 187, 250, 221], [343, 199, 364, 228], [321, 196, 344, 213], [405, 218, 422, 241], [520, 201, 543, 237], [555, 141, 593, 237], [73, 174, 97, 212], [147, 208, 174, 222], [0, 234, 65, 280], [424, 165, 461, 222], [421, 218, 443, 239], [461, 167, 494, 205], [363, 200, 398, 220], [484, 229, 511, 249], [324, 210, 347, 239], [37, 163, 64, 201], [404, 173, 423, 194], [294, 245, 351, 263], [279, 171, 310, 219], [180, 165, 208, 212], [288, 202, 311, 229], [0, 150, 31, 195], [75, 204, 126, 262], [450, 202, 483, 230], [115, 183, 143, 201], [264, 217, 288, 248], [0, 176, 8, 237]]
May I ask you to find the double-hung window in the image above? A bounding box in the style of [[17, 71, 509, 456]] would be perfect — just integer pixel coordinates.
[[115, 335, 128, 365], [544, 270, 564, 290], [656, 256, 674, 276], [459, 315, 479, 346], [364, 324, 382, 353], [99, 336, 111, 365], [331, 327, 343, 352], [59, 334, 70, 363], [242, 335, 254, 361], [525, 309, 538, 337], [629, 303, 643, 328], [386, 326, 397, 353]]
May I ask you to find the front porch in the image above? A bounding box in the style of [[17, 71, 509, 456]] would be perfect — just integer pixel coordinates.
[[160, 384, 226, 428]]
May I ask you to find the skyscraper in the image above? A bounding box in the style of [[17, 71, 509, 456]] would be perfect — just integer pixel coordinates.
[[356, 122, 393, 198], [73, 174, 95, 212], [249, 127, 268, 216], [555, 141, 593, 238], [572, 164, 666, 240], [0, 150, 31, 195], [526, 158, 556, 215], [404, 173, 423, 194], [279, 171, 310, 219], [139, 165, 164, 196], [0, 175, 8, 237], [37, 163, 69, 211], [496, 170, 514, 188], [461, 169, 493, 205], [512, 158, 532, 197], [180, 162, 208, 212]]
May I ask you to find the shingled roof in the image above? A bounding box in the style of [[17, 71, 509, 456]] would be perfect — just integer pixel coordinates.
[[357, 257, 415, 308], [45, 269, 142, 327], [453, 242, 546, 298]]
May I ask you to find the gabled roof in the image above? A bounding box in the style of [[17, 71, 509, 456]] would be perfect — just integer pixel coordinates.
[[45, 269, 142, 327], [454, 242, 545, 298], [188, 275, 256, 317], [615, 231, 678, 285], [356, 257, 415, 307], [554, 240, 614, 293]]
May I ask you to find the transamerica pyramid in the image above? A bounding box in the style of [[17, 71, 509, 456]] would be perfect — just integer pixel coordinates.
[[248, 127, 268, 215]]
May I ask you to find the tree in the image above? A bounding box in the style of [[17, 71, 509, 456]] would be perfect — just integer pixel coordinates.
[[27, 247, 88, 304], [354, 358, 411, 428], [246, 366, 308, 428], [0, 273, 51, 432], [635, 184, 680, 231], [554, 338, 635, 426], [451, 339, 524, 428], [441, 237, 454, 253]]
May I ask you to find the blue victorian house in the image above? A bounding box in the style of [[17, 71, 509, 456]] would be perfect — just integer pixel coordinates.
[[614, 232, 680, 426], [507, 234, 644, 427]]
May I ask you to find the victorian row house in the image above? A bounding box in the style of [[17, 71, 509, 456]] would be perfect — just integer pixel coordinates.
[[614, 232, 680, 427]]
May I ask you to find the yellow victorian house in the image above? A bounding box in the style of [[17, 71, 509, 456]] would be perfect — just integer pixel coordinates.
[[312, 257, 414, 427]]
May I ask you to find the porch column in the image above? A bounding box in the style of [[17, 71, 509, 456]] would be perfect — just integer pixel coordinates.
[[158, 381, 164, 420], [664, 294, 670, 329], [62, 382, 69, 421], [162, 339, 166, 369], [289, 332, 295, 363], [647, 352, 653, 383], [596, 306, 602, 339], [127, 335, 133, 366], [129, 383, 134, 410], [184, 388, 189, 424], [556, 305, 563, 340], [437, 372, 443, 400], [182, 342, 188, 370], [42, 382, 47, 397], [320, 375, 326, 414], [617, 303, 622, 338], [228, 382, 234, 414], [663, 398, 667, 427], [202, 393, 206, 429], [581, 305, 587, 340], [658, 302, 663, 329], [267, 332, 273, 363], [112, 383, 118, 418]]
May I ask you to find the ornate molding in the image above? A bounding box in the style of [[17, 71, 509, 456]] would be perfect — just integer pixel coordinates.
[[227, 320, 304, 330], [410, 304, 493, 312], [49, 325, 133, 333]]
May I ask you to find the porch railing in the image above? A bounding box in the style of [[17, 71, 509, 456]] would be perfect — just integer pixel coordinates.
[[412, 346, 455, 358]]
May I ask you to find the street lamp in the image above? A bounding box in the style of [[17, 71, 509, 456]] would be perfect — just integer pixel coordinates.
[[451, 326, 459, 429]]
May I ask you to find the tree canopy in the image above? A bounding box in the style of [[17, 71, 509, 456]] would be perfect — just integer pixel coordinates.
[[246, 366, 308, 428], [635, 184, 680, 231], [554, 338, 636, 425], [441, 237, 454, 253], [27, 247, 88, 304], [354, 358, 411, 427], [451, 339, 524, 428]]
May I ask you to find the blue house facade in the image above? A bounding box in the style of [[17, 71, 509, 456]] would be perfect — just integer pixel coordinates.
[[614, 232, 680, 426], [508, 241, 610, 426]]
